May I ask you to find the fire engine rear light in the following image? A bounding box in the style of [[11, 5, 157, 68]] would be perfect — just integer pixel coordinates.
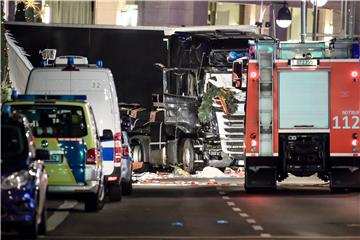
[[251, 139, 257, 147], [86, 148, 97, 165], [353, 133, 358, 139], [114, 132, 122, 163], [352, 139, 358, 146], [351, 71, 358, 78], [250, 72, 257, 78]]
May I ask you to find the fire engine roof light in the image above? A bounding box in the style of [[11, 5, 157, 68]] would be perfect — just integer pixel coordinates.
[[276, 3, 292, 28], [11, 90, 18, 100], [351, 71, 358, 78], [2, 105, 11, 115]]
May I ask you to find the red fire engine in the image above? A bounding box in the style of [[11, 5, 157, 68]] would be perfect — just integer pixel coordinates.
[[243, 39, 360, 192]]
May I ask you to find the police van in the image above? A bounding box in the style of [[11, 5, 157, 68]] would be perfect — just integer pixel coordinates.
[[26, 56, 124, 201]]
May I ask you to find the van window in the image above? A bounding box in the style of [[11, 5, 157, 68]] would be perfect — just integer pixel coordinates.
[[11, 105, 88, 138], [1, 125, 27, 164]]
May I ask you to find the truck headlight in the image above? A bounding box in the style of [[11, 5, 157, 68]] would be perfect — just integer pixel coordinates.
[[1, 170, 31, 190]]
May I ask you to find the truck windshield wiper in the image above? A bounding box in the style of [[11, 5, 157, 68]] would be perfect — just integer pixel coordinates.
[[294, 125, 314, 128]]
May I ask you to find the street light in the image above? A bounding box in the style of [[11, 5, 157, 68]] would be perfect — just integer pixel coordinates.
[[276, 2, 292, 28], [310, 0, 328, 7]]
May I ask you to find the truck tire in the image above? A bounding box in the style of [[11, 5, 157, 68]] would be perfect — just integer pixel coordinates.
[[108, 183, 122, 202], [245, 167, 277, 193], [179, 138, 195, 173], [132, 142, 149, 173]]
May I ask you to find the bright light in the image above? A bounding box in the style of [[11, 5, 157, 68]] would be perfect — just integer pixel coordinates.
[[310, 0, 328, 7], [251, 139, 257, 147], [276, 4, 292, 28], [250, 72, 257, 78], [352, 139, 358, 146], [276, 20, 292, 28], [351, 71, 358, 78], [42, 4, 50, 24], [116, 5, 138, 26]]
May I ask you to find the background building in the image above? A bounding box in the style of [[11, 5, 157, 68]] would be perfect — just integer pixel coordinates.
[[2, 0, 359, 41]]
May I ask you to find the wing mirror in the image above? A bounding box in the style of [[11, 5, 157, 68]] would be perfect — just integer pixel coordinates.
[[100, 129, 114, 141], [35, 149, 50, 160]]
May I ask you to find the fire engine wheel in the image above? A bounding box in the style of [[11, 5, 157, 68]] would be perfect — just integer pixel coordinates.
[[179, 138, 195, 174]]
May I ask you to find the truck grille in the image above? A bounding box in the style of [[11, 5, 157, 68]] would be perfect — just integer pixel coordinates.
[[216, 112, 245, 162]]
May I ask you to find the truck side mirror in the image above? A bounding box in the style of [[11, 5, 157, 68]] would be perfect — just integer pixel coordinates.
[[154, 63, 165, 71], [100, 129, 113, 141], [35, 149, 50, 160]]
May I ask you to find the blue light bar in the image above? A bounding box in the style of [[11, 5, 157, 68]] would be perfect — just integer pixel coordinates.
[[2, 105, 11, 114], [67, 56, 75, 66], [17, 95, 87, 101], [96, 60, 103, 68]]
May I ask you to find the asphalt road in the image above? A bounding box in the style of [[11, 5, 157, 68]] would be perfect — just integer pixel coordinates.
[[3, 177, 360, 240]]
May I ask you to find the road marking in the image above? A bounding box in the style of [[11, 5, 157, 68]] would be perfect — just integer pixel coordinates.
[[252, 225, 264, 231], [239, 213, 249, 218], [219, 191, 226, 195], [227, 201, 235, 206], [47, 200, 78, 232], [246, 219, 256, 224], [347, 224, 360, 227], [222, 196, 230, 200], [232, 207, 241, 212], [260, 233, 272, 238]]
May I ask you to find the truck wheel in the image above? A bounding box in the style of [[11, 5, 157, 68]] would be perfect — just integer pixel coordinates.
[[179, 138, 195, 173], [132, 143, 149, 172], [85, 179, 105, 212], [245, 167, 276, 193], [108, 183, 122, 202]]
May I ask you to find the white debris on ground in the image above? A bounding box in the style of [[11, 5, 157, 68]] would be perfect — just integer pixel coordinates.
[[195, 166, 226, 178], [132, 166, 245, 185]]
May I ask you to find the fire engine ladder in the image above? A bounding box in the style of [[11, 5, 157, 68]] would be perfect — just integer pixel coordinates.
[[257, 40, 275, 156]]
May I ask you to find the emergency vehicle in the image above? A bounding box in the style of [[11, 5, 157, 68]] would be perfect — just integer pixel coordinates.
[[243, 39, 360, 192]]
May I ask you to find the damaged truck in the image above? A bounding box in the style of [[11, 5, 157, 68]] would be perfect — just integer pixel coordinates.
[[123, 26, 269, 172]]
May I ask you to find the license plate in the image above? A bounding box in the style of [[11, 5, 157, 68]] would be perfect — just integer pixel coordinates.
[[48, 151, 64, 163]]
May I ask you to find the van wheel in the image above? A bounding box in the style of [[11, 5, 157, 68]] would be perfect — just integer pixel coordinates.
[[122, 180, 133, 196], [179, 138, 195, 174], [108, 183, 122, 202], [85, 179, 105, 212]]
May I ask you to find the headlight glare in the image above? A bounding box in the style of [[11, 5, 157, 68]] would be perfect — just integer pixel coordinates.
[[1, 170, 31, 190]]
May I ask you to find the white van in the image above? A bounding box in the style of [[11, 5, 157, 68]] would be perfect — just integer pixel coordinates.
[[26, 56, 124, 201]]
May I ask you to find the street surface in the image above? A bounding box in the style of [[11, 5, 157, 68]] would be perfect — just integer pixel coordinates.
[[3, 175, 360, 240]]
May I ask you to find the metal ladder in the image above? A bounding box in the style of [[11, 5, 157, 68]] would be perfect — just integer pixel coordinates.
[[257, 40, 275, 156]]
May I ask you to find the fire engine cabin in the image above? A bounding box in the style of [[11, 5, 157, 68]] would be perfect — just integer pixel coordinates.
[[244, 39, 360, 192]]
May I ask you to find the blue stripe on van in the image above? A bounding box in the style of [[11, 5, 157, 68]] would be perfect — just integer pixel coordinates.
[[102, 147, 114, 161]]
